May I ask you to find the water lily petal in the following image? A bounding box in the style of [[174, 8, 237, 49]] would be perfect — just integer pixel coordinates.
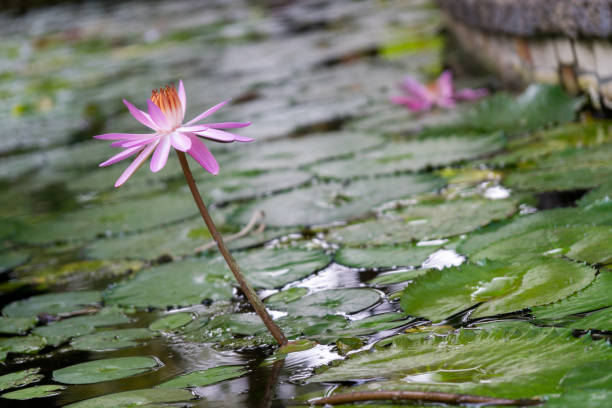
[[436, 70, 454, 100], [195, 128, 236, 142], [178, 80, 187, 119], [94, 133, 152, 140], [437, 97, 456, 108], [186, 135, 219, 175], [147, 100, 169, 130], [112, 136, 158, 149], [390, 95, 432, 112], [99, 145, 144, 167], [400, 77, 431, 102], [171, 132, 192, 152], [177, 125, 209, 133], [185, 99, 230, 126], [123, 99, 157, 130], [115, 142, 158, 187], [454, 88, 489, 100], [150, 135, 171, 172], [206, 121, 252, 129]]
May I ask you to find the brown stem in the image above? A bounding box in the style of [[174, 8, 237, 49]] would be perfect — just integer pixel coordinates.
[[176, 151, 288, 346], [310, 391, 542, 406]]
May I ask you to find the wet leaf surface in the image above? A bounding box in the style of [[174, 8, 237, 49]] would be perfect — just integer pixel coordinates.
[[157, 365, 247, 388]]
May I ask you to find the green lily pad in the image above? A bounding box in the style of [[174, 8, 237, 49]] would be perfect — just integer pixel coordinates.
[[532, 270, 612, 320], [2, 290, 101, 318], [0, 335, 46, 362], [230, 131, 383, 171], [369, 269, 429, 285], [0, 250, 29, 274], [559, 361, 612, 390], [400, 259, 596, 321], [15, 193, 199, 244], [308, 325, 612, 399], [70, 328, 155, 352], [0, 316, 37, 335], [104, 248, 329, 308], [328, 198, 515, 245], [235, 174, 444, 227], [336, 245, 439, 269], [64, 388, 194, 408], [33, 307, 131, 346], [314, 133, 504, 179], [264, 287, 308, 308], [578, 181, 612, 208], [0, 368, 43, 392], [285, 288, 381, 317], [1, 384, 65, 400], [546, 390, 612, 408], [421, 84, 582, 137], [472, 226, 612, 265], [568, 307, 612, 331], [157, 365, 247, 388], [149, 313, 194, 331], [53, 356, 161, 384]]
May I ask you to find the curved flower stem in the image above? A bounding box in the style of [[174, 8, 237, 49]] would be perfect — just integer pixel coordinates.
[[310, 391, 541, 406], [176, 151, 288, 346]]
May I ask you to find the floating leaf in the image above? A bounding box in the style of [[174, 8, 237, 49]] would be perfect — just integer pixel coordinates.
[[64, 388, 194, 408], [264, 287, 308, 308], [0, 316, 37, 335], [532, 270, 612, 320], [149, 313, 194, 331], [472, 226, 612, 265], [2, 290, 101, 318], [157, 365, 247, 389], [235, 174, 444, 227], [329, 198, 515, 246], [369, 269, 428, 286], [0, 335, 46, 362], [70, 328, 155, 352], [1, 384, 65, 400], [314, 134, 504, 179], [105, 248, 329, 308], [400, 259, 596, 321], [568, 307, 612, 331], [336, 245, 438, 269], [0, 250, 29, 274], [285, 288, 381, 317], [309, 325, 612, 399], [421, 84, 582, 137], [53, 356, 160, 384], [559, 361, 612, 390], [33, 307, 132, 346], [546, 389, 612, 408], [0, 368, 43, 392]]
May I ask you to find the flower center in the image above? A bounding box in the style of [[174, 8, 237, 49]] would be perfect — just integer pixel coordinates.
[[151, 84, 183, 129]]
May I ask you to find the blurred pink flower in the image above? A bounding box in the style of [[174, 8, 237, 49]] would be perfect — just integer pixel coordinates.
[[390, 70, 488, 112], [94, 81, 252, 187]]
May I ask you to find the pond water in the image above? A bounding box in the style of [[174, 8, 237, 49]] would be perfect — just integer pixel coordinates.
[[1, 0, 612, 407]]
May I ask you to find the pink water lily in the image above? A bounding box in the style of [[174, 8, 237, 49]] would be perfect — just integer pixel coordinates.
[[390, 70, 488, 112], [94, 81, 252, 187]]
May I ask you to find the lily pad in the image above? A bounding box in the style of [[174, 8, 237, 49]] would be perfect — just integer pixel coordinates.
[[329, 198, 515, 245], [0, 250, 29, 274], [568, 307, 612, 331], [64, 388, 194, 408], [547, 389, 612, 408], [1, 384, 65, 400], [335, 245, 439, 269], [0, 335, 46, 362], [2, 290, 101, 318], [532, 270, 612, 320], [157, 365, 247, 388], [33, 307, 132, 346], [309, 325, 612, 399], [472, 226, 612, 265], [285, 288, 381, 317], [314, 133, 504, 179], [0, 316, 37, 335], [400, 259, 596, 321], [105, 247, 329, 308], [369, 269, 429, 286], [53, 356, 161, 384], [149, 313, 194, 331], [264, 287, 308, 308], [421, 84, 582, 137], [70, 328, 155, 352], [0, 368, 43, 392], [236, 174, 444, 227], [230, 131, 383, 171]]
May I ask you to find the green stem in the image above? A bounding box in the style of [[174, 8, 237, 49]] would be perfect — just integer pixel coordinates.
[[176, 151, 288, 346]]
